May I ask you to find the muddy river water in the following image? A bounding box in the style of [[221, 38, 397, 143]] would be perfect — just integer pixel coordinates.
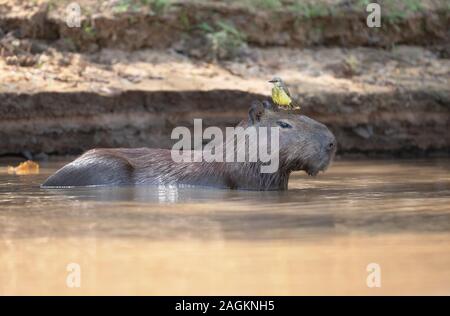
[[1, 159, 449, 295]]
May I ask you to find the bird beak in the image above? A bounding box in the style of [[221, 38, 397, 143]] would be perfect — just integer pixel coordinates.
[[268, 79, 276, 83]]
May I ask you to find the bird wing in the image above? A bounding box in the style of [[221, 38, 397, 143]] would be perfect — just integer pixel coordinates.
[[280, 82, 292, 97]]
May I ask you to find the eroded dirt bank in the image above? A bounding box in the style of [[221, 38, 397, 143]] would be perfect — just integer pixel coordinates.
[[1, 0, 449, 52], [1, 88, 448, 157], [1, 1, 449, 158], [1, 44, 449, 157]]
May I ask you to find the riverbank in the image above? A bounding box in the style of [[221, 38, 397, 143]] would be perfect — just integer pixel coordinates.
[[1, 0, 449, 158], [1, 45, 449, 157]]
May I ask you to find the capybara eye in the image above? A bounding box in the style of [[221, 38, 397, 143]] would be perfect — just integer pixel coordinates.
[[277, 121, 292, 129]]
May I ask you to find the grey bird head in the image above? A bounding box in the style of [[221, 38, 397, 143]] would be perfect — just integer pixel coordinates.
[[268, 77, 284, 85]]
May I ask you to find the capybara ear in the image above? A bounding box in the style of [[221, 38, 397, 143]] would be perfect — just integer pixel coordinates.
[[248, 100, 265, 125], [262, 99, 278, 111]]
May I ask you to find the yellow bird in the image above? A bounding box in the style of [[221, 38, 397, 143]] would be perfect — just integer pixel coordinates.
[[269, 77, 299, 110]]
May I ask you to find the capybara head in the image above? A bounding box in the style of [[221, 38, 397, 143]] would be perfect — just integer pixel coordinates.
[[247, 100, 336, 176]]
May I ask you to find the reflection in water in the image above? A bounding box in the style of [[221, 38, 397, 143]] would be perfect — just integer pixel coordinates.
[[157, 185, 179, 204], [0, 159, 449, 294]]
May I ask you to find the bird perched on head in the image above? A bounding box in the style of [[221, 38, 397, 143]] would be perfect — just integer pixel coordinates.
[[269, 77, 300, 110]]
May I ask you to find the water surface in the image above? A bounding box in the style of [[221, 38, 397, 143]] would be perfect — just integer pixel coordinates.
[[1, 159, 450, 295]]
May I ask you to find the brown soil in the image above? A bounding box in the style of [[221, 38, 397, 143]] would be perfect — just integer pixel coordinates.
[[0, 0, 449, 158], [0, 0, 448, 52], [0, 42, 449, 157]]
